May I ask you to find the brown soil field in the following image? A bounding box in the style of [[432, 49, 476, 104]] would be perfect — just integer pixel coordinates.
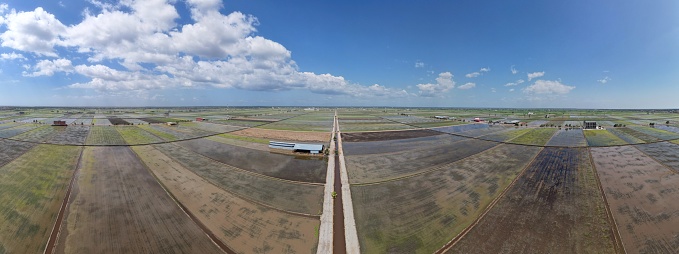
[[448, 147, 616, 254], [55, 146, 222, 253], [342, 134, 466, 156], [591, 146, 679, 254], [345, 138, 497, 184], [149, 143, 324, 215], [230, 127, 330, 142], [176, 138, 327, 183], [351, 144, 541, 253], [132, 145, 319, 253], [341, 129, 440, 142], [0, 145, 80, 254]]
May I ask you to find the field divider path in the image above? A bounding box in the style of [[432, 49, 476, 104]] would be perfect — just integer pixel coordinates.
[[336, 115, 361, 253], [43, 146, 84, 254], [317, 112, 336, 253], [435, 147, 544, 253], [587, 147, 627, 254], [132, 148, 235, 254], [151, 144, 322, 218], [351, 143, 502, 186]]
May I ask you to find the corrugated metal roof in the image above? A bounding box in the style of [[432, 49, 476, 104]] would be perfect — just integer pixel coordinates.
[[293, 143, 324, 151]]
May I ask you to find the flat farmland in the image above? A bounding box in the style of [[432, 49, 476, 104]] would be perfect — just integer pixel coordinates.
[[0, 139, 35, 167], [231, 127, 330, 142], [55, 146, 222, 253], [261, 112, 334, 132], [507, 127, 558, 146], [137, 124, 180, 141], [476, 127, 532, 142], [432, 123, 489, 134], [115, 126, 164, 145], [456, 125, 511, 138], [206, 135, 269, 151], [11, 125, 62, 142], [0, 145, 81, 253], [185, 121, 244, 133], [160, 124, 217, 138], [635, 142, 679, 172], [341, 129, 441, 142], [177, 138, 327, 183], [545, 129, 587, 147], [339, 120, 413, 132], [591, 146, 679, 253], [351, 144, 541, 253], [607, 128, 647, 144], [134, 145, 320, 253], [0, 124, 40, 138], [345, 138, 497, 184], [630, 126, 679, 141], [85, 126, 127, 145], [48, 126, 89, 145], [584, 130, 628, 146], [449, 148, 616, 253], [148, 144, 324, 215], [343, 134, 466, 156]]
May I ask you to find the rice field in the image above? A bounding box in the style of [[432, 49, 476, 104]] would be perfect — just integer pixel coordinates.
[[0, 145, 81, 253]]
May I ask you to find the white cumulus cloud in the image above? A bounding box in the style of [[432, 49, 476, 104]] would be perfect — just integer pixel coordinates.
[[0, 52, 24, 60], [417, 72, 455, 97], [0, 1, 408, 98], [414, 61, 424, 68], [527, 71, 545, 81], [458, 82, 476, 90], [523, 80, 575, 94], [511, 65, 517, 74], [24, 58, 73, 76]]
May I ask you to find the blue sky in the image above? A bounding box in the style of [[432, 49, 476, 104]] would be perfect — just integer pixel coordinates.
[[0, 0, 677, 108]]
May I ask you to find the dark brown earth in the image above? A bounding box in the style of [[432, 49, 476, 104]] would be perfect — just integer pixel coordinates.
[[342, 129, 441, 142]]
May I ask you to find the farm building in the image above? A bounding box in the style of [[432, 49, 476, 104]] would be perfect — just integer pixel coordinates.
[[166, 122, 178, 126], [52, 120, 67, 126], [583, 121, 597, 129], [269, 141, 324, 154], [196, 117, 204, 122]]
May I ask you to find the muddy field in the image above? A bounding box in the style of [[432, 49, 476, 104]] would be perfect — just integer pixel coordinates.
[[591, 146, 679, 253], [635, 142, 679, 171], [231, 127, 330, 142], [134, 145, 319, 253], [607, 128, 647, 144], [449, 148, 617, 253], [177, 138, 327, 183], [55, 146, 222, 253], [341, 129, 440, 142], [432, 123, 489, 134], [352, 144, 540, 253], [346, 138, 498, 184], [0, 145, 80, 254], [48, 126, 90, 145], [149, 143, 324, 215], [342, 134, 466, 156]]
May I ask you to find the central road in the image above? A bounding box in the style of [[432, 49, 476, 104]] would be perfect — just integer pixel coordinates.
[[318, 111, 360, 253]]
